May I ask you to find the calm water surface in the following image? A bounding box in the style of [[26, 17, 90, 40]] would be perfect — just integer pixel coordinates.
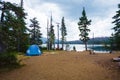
[[41, 44, 110, 53]]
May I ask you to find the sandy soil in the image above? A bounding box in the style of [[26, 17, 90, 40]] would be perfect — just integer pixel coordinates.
[[0, 51, 120, 80]]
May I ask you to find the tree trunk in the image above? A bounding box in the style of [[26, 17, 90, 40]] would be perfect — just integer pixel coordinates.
[[53, 42, 55, 50], [62, 41, 64, 50], [49, 42, 53, 50], [85, 42, 87, 51], [1, 2, 5, 22]]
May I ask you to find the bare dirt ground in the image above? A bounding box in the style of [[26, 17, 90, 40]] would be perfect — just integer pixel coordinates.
[[0, 51, 120, 80]]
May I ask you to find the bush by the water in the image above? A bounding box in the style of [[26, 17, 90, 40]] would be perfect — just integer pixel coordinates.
[[0, 52, 21, 68]]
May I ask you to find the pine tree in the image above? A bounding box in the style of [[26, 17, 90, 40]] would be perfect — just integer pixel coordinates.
[[29, 17, 42, 45], [112, 4, 120, 50], [61, 17, 67, 50], [78, 7, 91, 51], [48, 15, 55, 50], [49, 25, 55, 50], [0, 1, 28, 52]]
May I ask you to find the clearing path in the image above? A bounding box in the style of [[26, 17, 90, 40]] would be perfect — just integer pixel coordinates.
[[0, 51, 120, 80]]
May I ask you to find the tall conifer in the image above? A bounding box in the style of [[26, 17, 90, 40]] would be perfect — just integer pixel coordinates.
[[78, 7, 91, 51]]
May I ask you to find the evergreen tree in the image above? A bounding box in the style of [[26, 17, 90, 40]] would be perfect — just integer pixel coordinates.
[[61, 17, 67, 50], [49, 25, 55, 50], [0, 1, 28, 52], [29, 17, 42, 45], [78, 7, 91, 51], [112, 4, 120, 50], [48, 15, 55, 50]]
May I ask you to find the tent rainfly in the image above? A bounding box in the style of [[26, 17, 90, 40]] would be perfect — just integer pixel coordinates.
[[26, 44, 42, 56]]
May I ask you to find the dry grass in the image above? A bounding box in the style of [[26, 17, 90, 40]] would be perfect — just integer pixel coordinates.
[[0, 51, 120, 80]]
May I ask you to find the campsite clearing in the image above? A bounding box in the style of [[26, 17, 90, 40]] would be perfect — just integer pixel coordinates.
[[0, 51, 120, 80]]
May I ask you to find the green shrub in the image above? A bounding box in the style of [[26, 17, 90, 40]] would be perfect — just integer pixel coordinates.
[[0, 52, 21, 68], [41, 47, 47, 50]]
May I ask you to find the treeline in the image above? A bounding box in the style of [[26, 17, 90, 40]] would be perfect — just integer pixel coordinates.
[[0, 1, 120, 53], [0, 1, 43, 53], [0, 1, 28, 52], [111, 4, 120, 50], [65, 37, 110, 44], [0, 1, 43, 68], [0, 1, 67, 53]]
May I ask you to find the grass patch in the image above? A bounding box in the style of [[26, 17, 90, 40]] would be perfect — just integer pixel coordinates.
[[0, 52, 26, 73]]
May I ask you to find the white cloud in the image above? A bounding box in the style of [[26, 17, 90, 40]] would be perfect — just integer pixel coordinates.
[[90, 4, 118, 37], [89, 16, 114, 38], [93, 0, 119, 7], [87, 0, 119, 38], [2, 0, 120, 41], [4, 0, 19, 4], [24, 2, 64, 38], [65, 19, 79, 41]]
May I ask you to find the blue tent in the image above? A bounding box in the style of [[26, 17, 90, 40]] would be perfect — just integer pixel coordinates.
[[26, 44, 42, 56]]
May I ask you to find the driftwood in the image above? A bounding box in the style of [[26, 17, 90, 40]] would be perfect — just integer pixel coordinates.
[[112, 57, 120, 68], [113, 57, 120, 62]]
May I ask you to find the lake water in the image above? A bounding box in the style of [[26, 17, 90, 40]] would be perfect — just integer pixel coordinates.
[[41, 44, 110, 53]]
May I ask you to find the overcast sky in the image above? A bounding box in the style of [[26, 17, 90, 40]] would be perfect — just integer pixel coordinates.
[[3, 0, 120, 41]]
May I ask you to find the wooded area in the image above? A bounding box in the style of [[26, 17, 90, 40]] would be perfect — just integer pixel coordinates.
[[0, 1, 120, 53]]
